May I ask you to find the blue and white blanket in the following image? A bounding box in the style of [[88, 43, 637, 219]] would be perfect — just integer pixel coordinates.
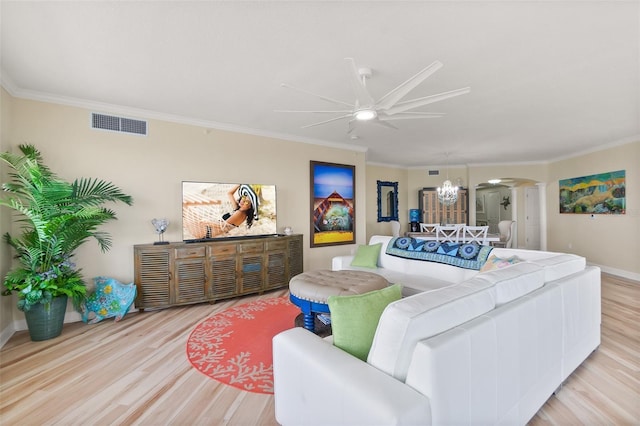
[[386, 237, 493, 270]]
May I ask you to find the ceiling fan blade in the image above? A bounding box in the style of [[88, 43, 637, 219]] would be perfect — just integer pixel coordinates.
[[385, 87, 471, 115], [376, 61, 444, 110], [300, 114, 353, 129], [344, 58, 375, 107], [275, 109, 353, 114], [281, 83, 354, 108], [372, 119, 399, 130], [379, 112, 446, 121]]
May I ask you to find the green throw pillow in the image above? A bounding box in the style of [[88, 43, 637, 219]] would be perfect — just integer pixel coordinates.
[[350, 243, 382, 268], [328, 284, 402, 361]]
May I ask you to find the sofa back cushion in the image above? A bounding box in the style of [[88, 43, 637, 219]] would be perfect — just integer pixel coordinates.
[[404, 282, 564, 425], [368, 235, 477, 284], [530, 254, 586, 282], [475, 262, 545, 306], [368, 235, 407, 271], [367, 280, 497, 382]]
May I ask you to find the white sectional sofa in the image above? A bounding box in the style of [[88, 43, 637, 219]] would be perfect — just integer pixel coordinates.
[[273, 235, 601, 425]]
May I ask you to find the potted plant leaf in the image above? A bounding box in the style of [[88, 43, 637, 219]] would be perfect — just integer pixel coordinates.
[[0, 144, 133, 341]]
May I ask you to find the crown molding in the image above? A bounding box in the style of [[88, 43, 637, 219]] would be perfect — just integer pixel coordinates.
[[0, 79, 368, 155]]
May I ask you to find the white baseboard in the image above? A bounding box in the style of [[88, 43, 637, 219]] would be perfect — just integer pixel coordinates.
[[591, 263, 640, 283], [0, 323, 17, 349]]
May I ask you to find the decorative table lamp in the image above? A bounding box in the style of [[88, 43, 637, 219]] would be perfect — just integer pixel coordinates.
[[151, 218, 169, 245]]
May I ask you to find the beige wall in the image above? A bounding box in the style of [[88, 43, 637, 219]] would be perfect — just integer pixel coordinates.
[[0, 93, 368, 341], [363, 164, 408, 240], [402, 144, 639, 278], [547, 142, 639, 275], [0, 89, 15, 339], [1, 89, 638, 343]]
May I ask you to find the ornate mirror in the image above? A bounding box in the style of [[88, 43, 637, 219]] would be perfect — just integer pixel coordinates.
[[377, 180, 399, 222]]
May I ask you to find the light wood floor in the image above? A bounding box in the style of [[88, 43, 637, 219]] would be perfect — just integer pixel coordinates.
[[1, 274, 638, 425]]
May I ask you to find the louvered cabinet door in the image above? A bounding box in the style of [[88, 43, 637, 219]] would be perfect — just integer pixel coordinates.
[[174, 259, 206, 304], [207, 243, 238, 299], [287, 234, 303, 278], [237, 240, 265, 295], [134, 247, 172, 310], [174, 246, 206, 304], [264, 239, 286, 290]]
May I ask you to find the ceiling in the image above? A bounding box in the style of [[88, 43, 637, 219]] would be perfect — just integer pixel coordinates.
[[1, 1, 639, 168]]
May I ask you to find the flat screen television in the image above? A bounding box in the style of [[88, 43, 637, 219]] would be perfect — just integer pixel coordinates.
[[182, 181, 277, 241]]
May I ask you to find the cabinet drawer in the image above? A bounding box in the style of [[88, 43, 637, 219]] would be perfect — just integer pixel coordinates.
[[266, 239, 287, 251], [209, 244, 237, 256], [175, 246, 205, 259], [239, 241, 264, 254]]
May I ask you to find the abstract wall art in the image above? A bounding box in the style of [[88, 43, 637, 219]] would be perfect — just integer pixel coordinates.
[[559, 170, 625, 214]]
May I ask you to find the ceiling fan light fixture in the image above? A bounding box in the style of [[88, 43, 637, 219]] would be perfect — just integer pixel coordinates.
[[355, 109, 377, 121]]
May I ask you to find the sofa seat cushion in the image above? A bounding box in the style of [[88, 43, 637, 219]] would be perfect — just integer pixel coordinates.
[[337, 265, 458, 294], [474, 262, 545, 306], [367, 280, 497, 382]]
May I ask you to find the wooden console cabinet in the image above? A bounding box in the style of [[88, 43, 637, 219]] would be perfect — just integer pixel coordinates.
[[134, 234, 303, 310]]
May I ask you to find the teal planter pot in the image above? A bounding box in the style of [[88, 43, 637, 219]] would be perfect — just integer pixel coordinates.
[[24, 296, 68, 341]]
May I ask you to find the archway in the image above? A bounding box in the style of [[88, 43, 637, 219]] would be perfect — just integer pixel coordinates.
[[474, 178, 545, 250]]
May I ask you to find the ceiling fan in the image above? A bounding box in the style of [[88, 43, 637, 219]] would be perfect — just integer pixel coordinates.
[[277, 58, 470, 132]]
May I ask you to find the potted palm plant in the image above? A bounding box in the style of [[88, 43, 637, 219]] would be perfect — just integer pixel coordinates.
[[0, 144, 133, 341]]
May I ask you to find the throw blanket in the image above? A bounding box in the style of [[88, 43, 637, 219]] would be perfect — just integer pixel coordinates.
[[386, 237, 493, 270]]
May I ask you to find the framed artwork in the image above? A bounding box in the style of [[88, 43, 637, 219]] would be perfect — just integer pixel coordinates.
[[310, 161, 355, 247], [476, 194, 485, 213], [559, 170, 625, 214]]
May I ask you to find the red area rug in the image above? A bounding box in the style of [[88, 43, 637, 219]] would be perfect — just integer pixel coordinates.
[[186, 297, 300, 394]]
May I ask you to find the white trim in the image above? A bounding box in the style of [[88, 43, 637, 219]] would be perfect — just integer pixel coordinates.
[[591, 263, 640, 283], [0, 323, 17, 349], [1, 80, 368, 155], [4, 79, 635, 170]]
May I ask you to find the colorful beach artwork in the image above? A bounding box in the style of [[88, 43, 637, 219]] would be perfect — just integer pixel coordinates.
[[559, 170, 625, 214], [310, 161, 355, 247]]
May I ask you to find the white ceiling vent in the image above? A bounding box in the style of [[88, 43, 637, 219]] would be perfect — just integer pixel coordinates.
[[91, 113, 147, 136]]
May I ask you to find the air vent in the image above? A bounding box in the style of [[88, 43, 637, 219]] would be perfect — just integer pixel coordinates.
[[91, 113, 147, 136], [428, 170, 440, 176]]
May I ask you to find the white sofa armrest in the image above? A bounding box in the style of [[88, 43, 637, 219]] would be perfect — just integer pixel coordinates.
[[332, 255, 355, 270], [273, 327, 432, 426]]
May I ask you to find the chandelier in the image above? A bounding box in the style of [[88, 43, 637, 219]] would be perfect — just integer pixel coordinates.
[[437, 153, 458, 205]]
